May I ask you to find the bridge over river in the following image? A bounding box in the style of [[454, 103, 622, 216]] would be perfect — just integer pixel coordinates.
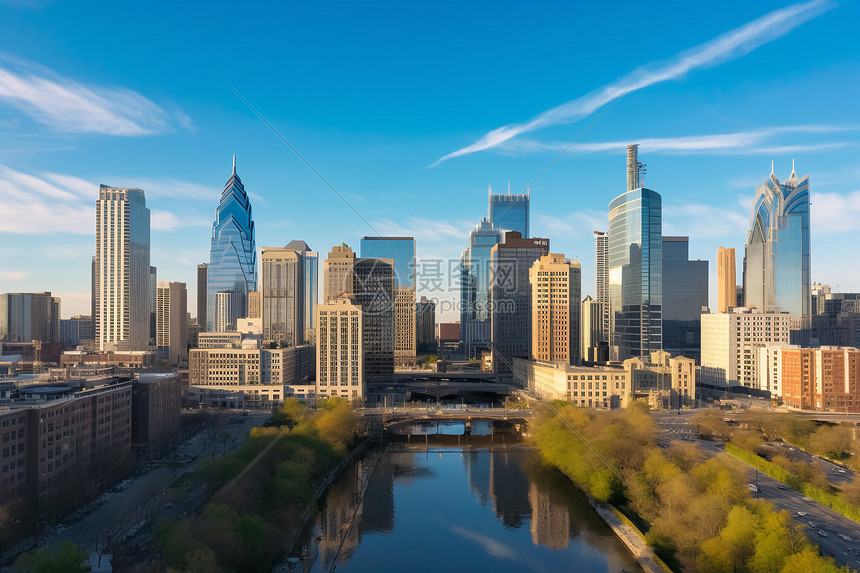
[[359, 406, 535, 444]]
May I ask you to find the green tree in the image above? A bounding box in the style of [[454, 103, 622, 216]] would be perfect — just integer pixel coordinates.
[[778, 548, 842, 573], [13, 541, 88, 573]]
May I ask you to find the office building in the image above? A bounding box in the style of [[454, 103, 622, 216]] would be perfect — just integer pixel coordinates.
[[316, 294, 364, 401], [490, 232, 549, 379], [461, 218, 502, 358], [608, 145, 662, 360], [530, 253, 581, 365], [360, 237, 416, 367], [594, 230, 610, 343], [131, 373, 182, 458], [94, 185, 152, 351], [149, 266, 157, 344], [354, 258, 395, 382], [662, 237, 708, 362], [261, 246, 304, 347], [718, 247, 736, 313], [811, 283, 830, 315], [207, 156, 257, 332], [488, 185, 529, 237], [60, 315, 93, 348], [285, 240, 319, 338], [323, 243, 355, 303], [197, 263, 208, 328], [743, 162, 811, 318], [248, 290, 261, 319], [416, 296, 436, 353], [581, 295, 602, 362], [700, 307, 792, 388], [0, 292, 60, 343], [156, 281, 188, 365]]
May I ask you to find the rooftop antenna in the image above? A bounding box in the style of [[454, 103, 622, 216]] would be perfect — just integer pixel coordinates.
[[507, 181, 511, 195], [232, 154, 237, 174]]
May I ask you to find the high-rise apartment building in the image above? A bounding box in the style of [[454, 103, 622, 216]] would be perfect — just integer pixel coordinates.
[[700, 307, 792, 387], [488, 186, 529, 237], [149, 266, 157, 344], [743, 163, 811, 318], [530, 253, 581, 365], [323, 243, 356, 303], [581, 295, 601, 362], [461, 218, 502, 358], [261, 247, 304, 347], [285, 240, 319, 337], [354, 258, 395, 382], [197, 263, 208, 327], [490, 232, 549, 379], [360, 237, 416, 367], [662, 237, 708, 362], [608, 145, 661, 361], [0, 292, 60, 343], [316, 294, 364, 401], [207, 156, 256, 332], [594, 230, 609, 343], [156, 281, 188, 365], [95, 185, 151, 351], [718, 247, 736, 313], [416, 296, 436, 353]]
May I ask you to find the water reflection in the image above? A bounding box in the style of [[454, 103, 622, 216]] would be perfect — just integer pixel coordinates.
[[287, 447, 641, 572]]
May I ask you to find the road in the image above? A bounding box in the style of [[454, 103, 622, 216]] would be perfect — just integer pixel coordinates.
[[652, 411, 860, 569], [0, 412, 269, 570]]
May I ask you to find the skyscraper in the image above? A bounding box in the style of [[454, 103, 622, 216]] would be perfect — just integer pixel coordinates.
[[529, 253, 581, 365], [594, 230, 609, 343], [717, 247, 736, 313], [285, 240, 319, 337], [150, 266, 157, 344], [608, 145, 662, 360], [416, 296, 436, 353], [743, 162, 811, 319], [354, 258, 395, 382], [197, 263, 208, 327], [360, 237, 416, 367], [461, 218, 502, 358], [0, 293, 60, 343], [323, 243, 355, 303], [662, 237, 708, 362], [581, 295, 601, 362], [316, 294, 364, 401], [261, 246, 304, 347], [95, 185, 151, 351], [207, 156, 257, 332], [488, 185, 529, 237], [156, 281, 188, 365], [490, 232, 549, 379]]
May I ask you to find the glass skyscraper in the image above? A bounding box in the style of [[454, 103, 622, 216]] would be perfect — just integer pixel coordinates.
[[460, 218, 502, 358], [285, 240, 319, 335], [662, 236, 708, 362], [489, 187, 529, 237], [608, 145, 662, 360], [743, 163, 811, 318], [207, 156, 257, 332]]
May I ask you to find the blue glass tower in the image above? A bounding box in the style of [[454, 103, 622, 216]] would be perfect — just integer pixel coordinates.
[[744, 162, 811, 318], [360, 237, 416, 288], [460, 218, 502, 358], [488, 186, 529, 237], [207, 156, 257, 332], [608, 145, 662, 360]]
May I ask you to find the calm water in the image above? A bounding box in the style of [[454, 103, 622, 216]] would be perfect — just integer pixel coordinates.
[[290, 442, 641, 572]]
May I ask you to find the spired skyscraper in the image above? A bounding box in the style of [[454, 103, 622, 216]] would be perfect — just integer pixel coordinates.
[[743, 162, 811, 318], [608, 145, 662, 361], [94, 185, 151, 351], [207, 156, 257, 332], [488, 185, 529, 237]]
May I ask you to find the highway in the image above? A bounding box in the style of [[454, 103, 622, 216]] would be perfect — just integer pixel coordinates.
[[652, 411, 860, 569]]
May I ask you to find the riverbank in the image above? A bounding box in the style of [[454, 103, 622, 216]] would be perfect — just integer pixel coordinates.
[[586, 497, 669, 573]]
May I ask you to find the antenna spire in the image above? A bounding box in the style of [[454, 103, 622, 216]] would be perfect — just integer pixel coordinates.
[[771, 160, 774, 175], [232, 154, 237, 174]]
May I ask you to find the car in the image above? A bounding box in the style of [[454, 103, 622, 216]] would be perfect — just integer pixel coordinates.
[[808, 521, 818, 527], [165, 502, 174, 508], [839, 534, 852, 541], [818, 530, 828, 537], [778, 485, 789, 490], [749, 484, 759, 493], [849, 547, 860, 556], [803, 496, 813, 501], [797, 511, 808, 516]]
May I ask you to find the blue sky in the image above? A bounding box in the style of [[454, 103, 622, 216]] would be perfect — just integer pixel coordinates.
[[0, 0, 858, 321]]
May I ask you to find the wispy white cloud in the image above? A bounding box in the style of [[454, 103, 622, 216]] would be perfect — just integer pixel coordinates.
[[499, 125, 858, 156], [663, 202, 749, 238], [432, 0, 834, 166], [449, 525, 514, 559], [533, 210, 607, 239], [0, 270, 27, 280], [373, 217, 474, 244], [811, 190, 860, 233], [0, 56, 189, 136], [105, 176, 219, 202]]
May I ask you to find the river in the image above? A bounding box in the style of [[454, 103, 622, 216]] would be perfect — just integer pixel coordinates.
[[286, 422, 641, 572]]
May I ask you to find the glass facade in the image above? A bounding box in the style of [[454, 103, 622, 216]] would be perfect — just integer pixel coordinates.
[[744, 167, 811, 318], [360, 237, 415, 288], [608, 187, 662, 360], [284, 240, 319, 334], [460, 218, 502, 357], [661, 237, 708, 362], [207, 159, 257, 332], [489, 193, 529, 237]]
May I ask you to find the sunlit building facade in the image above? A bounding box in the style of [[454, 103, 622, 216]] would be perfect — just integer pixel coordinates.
[[207, 156, 257, 332]]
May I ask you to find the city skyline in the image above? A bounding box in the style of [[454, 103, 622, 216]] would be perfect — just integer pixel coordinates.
[[1, 1, 859, 321]]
